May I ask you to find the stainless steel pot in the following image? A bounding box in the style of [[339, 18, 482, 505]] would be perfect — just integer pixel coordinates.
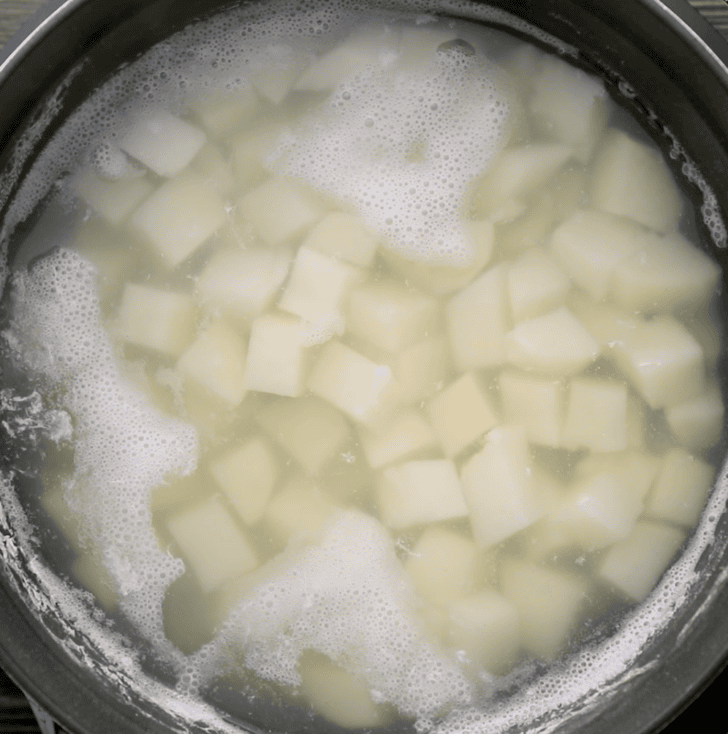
[[1, 1, 727, 733]]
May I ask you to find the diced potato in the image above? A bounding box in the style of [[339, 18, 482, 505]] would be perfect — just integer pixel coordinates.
[[115, 283, 196, 357], [645, 447, 714, 527], [359, 409, 438, 469], [177, 319, 248, 407], [550, 165, 589, 224], [189, 143, 237, 197], [377, 459, 469, 530], [347, 281, 439, 353], [612, 315, 704, 409], [496, 192, 556, 257], [192, 85, 258, 138], [611, 232, 720, 313], [590, 129, 682, 233], [507, 248, 570, 323], [167, 496, 258, 593], [405, 527, 478, 606], [505, 306, 600, 376], [472, 143, 574, 221], [446, 264, 510, 372], [446, 589, 520, 674], [302, 211, 379, 267], [209, 436, 279, 525], [665, 380, 724, 453], [529, 55, 608, 163], [426, 372, 499, 458], [460, 426, 542, 548], [73, 168, 153, 226], [389, 334, 450, 406], [256, 395, 350, 476], [307, 340, 399, 427], [562, 378, 629, 453], [299, 651, 383, 729], [131, 174, 227, 268], [73, 554, 119, 612], [240, 177, 328, 246], [499, 370, 563, 448], [249, 51, 307, 104], [550, 209, 644, 301], [598, 519, 685, 602], [230, 121, 287, 190], [278, 247, 363, 330], [567, 293, 641, 353], [573, 449, 661, 504], [264, 477, 336, 542], [196, 247, 292, 322], [117, 108, 206, 177], [150, 473, 211, 517], [500, 558, 588, 660]]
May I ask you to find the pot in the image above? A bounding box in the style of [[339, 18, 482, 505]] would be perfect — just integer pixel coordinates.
[[0, 1, 727, 733]]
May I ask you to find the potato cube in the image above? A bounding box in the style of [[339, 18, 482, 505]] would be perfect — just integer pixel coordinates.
[[562, 378, 629, 453], [646, 447, 714, 527], [550, 209, 643, 301], [590, 129, 682, 233], [573, 449, 661, 504], [177, 319, 247, 407], [239, 177, 328, 246], [73, 168, 153, 226], [230, 121, 287, 190], [446, 590, 520, 674], [192, 85, 258, 138], [613, 316, 704, 409], [131, 174, 226, 268], [250, 52, 306, 104], [244, 314, 310, 398], [278, 247, 363, 330], [189, 143, 237, 197], [196, 247, 292, 322], [256, 396, 350, 476], [377, 459, 469, 530], [598, 519, 685, 601], [446, 264, 510, 372], [389, 334, 450, 406], [167, 496, 258, 593], [501, 558, 588, 660], [505, 306, 600, 376], [496, 191, 556, 257], [529, 55, 607, 163], [116, 283, 196, 357], [307, 340, 399, 427], [665, 380, 724, 453], [499, 370, 563, 447], [507, 248, 570, 323], [347, 281, 439, 353], [359, 409, 438, 469], [612, 232, 720, 313], [302, 211, 379, 267], [405, 527, 478, 605], [567, 294, 641, 353], [118, 108, 206, 177], [426, 372, 499, 458], [264, 477, 336, 542], [460, 426, 542, 547], [209, 436, 279, 525]]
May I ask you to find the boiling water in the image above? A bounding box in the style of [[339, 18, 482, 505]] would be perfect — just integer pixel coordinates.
[[0, 1, 725, 733]]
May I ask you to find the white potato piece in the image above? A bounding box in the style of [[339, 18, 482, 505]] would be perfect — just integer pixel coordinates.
[[377, 459, 469, 530], [573, 449, 661, 503], [189, 143, 237, 197], [115, 283, 196, 357], [230, 121, 287, 189], [239, 177, 329, 246], [500, 558, 588, 660], [307, 340, 399, 427], [359, 409, 438, 470], [302, 211, 379, 267], [665, 380, 724, 453], [117, 108, 206, 177], [73, 168, 153, 226], [256, 395, 350, 477], [209, 436, 278, 525], [389, 334, 450, 406], [611, 232, 720, 313], [177, 319, 248, 407], [446, 589, 520, 675], [192, 85, 258, 138], [562, 378, 629, 453], [264, 477, 336, 543], [505, 306, 600, 376], [598, 519, 685, 602], [567, 293, 641, 353], [167, 496, 258, 593], [550, 209, 644, 301], [426, 372, 499, 458], [131, 174, 226, 268], [460, 425, 542, 548], [244, 314, 310, 398], [590, 129, 682, 233], [196, 247, 292, 322], [496, 191, 556, 257], [499, 370, 563, 448], [446, 263, 510, 372], [507, 248, 570, 323], [249, 51, 308, 104], [646, 447, 714, 527]]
